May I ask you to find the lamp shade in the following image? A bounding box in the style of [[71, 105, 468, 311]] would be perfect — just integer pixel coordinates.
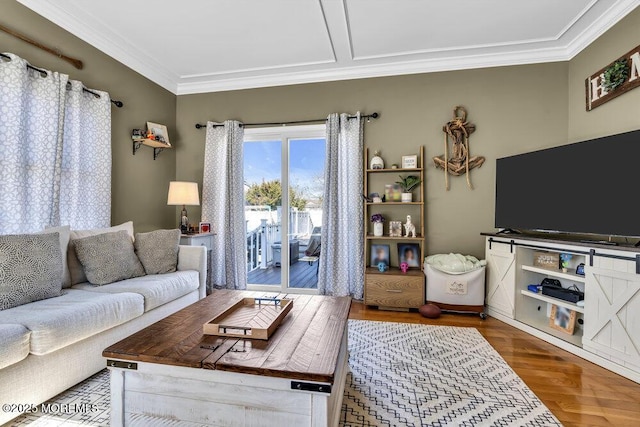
[[167, 181, 200, 206]]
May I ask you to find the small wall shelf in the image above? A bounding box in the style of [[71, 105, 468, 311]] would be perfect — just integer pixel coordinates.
[[132, 138, 172, 160]]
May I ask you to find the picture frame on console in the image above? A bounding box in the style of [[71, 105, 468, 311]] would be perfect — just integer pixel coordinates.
[[371, 244, 390, 267], [199, 222, 211, 233], [401, 155, 417, 169], [397, 243, 420, 268], [549, 304, 576, 335]]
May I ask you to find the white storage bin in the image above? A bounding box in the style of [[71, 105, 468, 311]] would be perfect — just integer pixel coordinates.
[[424, 263, 486, 318]]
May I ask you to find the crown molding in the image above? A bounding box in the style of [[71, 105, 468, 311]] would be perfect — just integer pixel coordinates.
[[17, 0, 178, 93], [176, 46, 569, 95], [564, 0, 639, 58], [18, 0, 639, 96]]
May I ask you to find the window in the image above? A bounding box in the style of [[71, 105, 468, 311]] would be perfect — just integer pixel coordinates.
[[243, 125, 325, 293]]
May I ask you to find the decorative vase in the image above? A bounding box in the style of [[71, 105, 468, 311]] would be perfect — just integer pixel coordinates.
[[370, 150, 384, 170], [373, 221, 383, 237], [401, 192, 412, 203]]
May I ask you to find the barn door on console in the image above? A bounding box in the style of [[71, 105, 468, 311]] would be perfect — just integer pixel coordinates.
[[584, 257, 640, 373], [485, 239, 516, 319]]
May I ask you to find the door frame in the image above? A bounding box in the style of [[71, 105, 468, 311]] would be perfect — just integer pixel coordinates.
[[244, 124, 325, 294]]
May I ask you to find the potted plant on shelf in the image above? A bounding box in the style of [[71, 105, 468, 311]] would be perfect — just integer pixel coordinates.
[[371, 213, 385, 237], [396, 175, 422, 202]]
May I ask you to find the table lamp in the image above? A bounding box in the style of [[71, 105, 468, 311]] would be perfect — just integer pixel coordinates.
[[167, 181, 200, 233]]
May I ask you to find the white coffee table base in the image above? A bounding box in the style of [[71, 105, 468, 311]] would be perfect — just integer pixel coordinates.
[[108, 329, 348, 427]]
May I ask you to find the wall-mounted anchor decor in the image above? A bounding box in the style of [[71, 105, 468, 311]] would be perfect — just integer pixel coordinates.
[[433, 106, 485, 190]]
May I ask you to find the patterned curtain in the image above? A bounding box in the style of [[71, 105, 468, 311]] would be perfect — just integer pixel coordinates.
[[60, 80, 111, 229], [202, 121, 247, 289], [0, 53, 67, 234], [318, 113, 364, 298], [0, 53, 112, 234]]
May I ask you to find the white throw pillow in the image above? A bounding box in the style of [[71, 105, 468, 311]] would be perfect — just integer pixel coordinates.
[[68, 221, 134, 285]]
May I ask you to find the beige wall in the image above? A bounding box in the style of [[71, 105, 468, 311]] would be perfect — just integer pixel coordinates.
[[1, 1, 177, 232], [4, 1, 637, 254], [176, 63, 569, 258], [568, 7, 640, 142]]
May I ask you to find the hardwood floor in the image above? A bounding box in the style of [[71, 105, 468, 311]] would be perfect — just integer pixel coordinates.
[[348, 302, 640, 427]]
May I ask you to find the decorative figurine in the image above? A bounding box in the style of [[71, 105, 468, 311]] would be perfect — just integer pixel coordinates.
[[370, 150, 384, 169], [400, 262, 409, 273], [404, 215, 416, 238], [560, 253, 573, 273], [377, 262, 388, 272]]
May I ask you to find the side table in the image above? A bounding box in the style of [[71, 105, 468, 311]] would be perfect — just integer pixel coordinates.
[[180, 233, 214, 294]]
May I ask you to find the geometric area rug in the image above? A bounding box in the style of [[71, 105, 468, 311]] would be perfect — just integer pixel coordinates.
[[341, 320, 562, 426], [6, 319, 562, 427]]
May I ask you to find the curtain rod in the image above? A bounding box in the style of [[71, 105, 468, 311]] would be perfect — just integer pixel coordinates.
[[0, 22, 83, 69], [194, 112, 379, 129], [0, 52, 123, 107]]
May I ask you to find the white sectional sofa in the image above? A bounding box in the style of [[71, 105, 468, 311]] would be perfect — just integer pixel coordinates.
[[0, 224, 207, 425]]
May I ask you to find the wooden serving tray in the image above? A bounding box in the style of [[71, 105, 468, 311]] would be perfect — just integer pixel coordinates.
[[203, 297, 293, 340]]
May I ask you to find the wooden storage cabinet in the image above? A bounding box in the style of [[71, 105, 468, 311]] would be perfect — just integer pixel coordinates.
[[365, 268, 424, 309], [363, 146, 426, 310]]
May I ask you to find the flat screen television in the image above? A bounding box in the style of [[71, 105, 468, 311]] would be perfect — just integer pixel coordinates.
[[495, 129, 640, 238]]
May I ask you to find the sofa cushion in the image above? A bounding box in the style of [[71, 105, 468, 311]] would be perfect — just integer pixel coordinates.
[[0, 232, 63, 310], [134, 229, 180, 275], [74, 230, 145, 285], [0, 289, 144, 355], [42, 225, 72, 288], [72, 270, 199, 312], [0, 324, 31, 369], [68, 221, 134, 285]]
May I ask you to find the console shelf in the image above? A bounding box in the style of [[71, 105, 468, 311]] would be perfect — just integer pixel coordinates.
[[519, 290, 584, 313], [484, 233, 640, 384], [521, 265, 586, 283]]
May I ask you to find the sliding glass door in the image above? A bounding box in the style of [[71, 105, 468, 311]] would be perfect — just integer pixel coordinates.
[[244, 125, 325, 293]]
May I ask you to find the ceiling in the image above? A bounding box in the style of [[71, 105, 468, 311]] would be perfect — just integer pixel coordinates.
[[17, 0, 639, 95]]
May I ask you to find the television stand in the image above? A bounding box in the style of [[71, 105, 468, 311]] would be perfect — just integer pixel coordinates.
[[496, 228, 521, 235], [579, 239, 618, 246]]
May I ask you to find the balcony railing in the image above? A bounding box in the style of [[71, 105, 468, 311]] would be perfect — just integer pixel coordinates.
[[246, 211, 314, 273]]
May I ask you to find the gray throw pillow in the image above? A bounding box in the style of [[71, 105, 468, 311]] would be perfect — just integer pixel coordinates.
[[134, 229, 180, 275], [0, 232, 63, 310], [74, 230, 145, 285]]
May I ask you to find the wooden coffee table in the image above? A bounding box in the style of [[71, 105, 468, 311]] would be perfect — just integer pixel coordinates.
[[103, 290, 351, 427]]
